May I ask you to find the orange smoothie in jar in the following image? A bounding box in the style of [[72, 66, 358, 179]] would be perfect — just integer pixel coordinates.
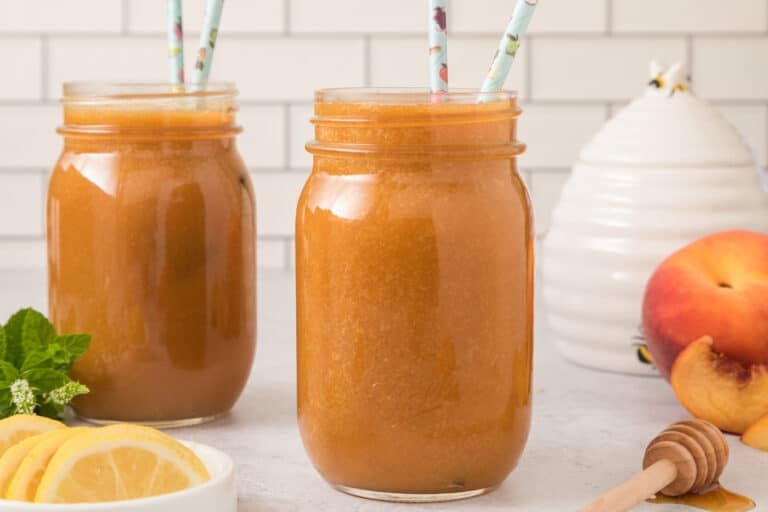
[[297, 89, 533, 501], [48, 83, 256, 426]]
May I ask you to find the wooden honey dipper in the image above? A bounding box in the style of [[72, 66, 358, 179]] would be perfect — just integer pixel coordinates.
[[579, 419, 729, 512]]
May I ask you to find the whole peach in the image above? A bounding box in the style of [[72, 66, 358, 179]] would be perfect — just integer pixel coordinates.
[[642, 230, 768, 379]]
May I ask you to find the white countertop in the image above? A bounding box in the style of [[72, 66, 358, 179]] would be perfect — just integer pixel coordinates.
[[1, 269, 765, 511]]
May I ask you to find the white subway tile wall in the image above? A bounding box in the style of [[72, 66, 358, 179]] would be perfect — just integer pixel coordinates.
[[531, 37, 687, 100], [693, 37, 768, 100], [0, 38, 42, 100], [0, 0, 766, 269], [529, 171, 570, 237], [128, 0, 285, 33], [0, 174, 44, 237], [0, 1, 123, 33], [612, 0, 768, 33], [519, 105, 608, 167], [451, 0, 608, 34], [369, 36, 527, 94]]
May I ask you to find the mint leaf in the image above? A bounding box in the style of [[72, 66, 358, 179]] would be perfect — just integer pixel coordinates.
[[0, 308, 91, 420], [44, 343, 71, 372], [20, 349, 52, 373], [23, 368, 67, 394], [0, 326, 6, 362], [4, 309, 29, 367], [55, 334, 91, 369], [0, 361, 19, 384], [21, 309, 56, 361], [4, 308, 57, 368], [0, 389, 12, 416]]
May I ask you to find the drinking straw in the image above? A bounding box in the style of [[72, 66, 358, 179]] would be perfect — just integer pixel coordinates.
[[480, 0, 538, 93], [192, 0, 225, 84], [167, 0, 185, 84], [428, 0, 448, 94]]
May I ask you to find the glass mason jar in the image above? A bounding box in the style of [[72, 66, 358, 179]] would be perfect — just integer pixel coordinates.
[[296, 89, 533, 502], [48, 83, 256, 427]]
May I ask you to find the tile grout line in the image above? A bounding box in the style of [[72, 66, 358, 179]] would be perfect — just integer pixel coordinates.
[[40, 35, 49, 102], [283, 0, 291, 35], [121, 0, 130, 34], [283, 237, 293, 270], [0, 235, 46, 242], [524, 37, 533, 101], [363, 35, 372, 87], [0, 99, 57, 106], [39, 170, 48, 238], [685, 33, 694, 81], [283, 102, 292, 170], [0, 168, 51, 175], [4, 30, 766, 39]]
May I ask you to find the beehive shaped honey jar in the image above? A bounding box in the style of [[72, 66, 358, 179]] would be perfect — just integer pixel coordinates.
[[542, 62, 768, 375]]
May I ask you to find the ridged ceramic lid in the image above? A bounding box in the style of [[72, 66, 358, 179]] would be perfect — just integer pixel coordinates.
[[579, 62, 754, 167]]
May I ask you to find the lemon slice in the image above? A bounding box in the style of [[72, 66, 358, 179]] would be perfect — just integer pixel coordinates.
[[0, 434, 47, 496], [0, 415, 64, 458], [6, 427, 89, 501], [34, 425, 210, 503]]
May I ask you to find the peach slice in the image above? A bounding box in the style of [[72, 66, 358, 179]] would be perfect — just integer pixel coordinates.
[[670, 336, 768, 434], [742, 413, 768, 451]]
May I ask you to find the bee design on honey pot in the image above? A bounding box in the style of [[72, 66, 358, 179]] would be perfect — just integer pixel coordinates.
[[631, 327, 654, 365], [635, 343, 654, 365], [671, 82, 689, 95], [648, 61, 689, 97], [648, 74, 666, 89]]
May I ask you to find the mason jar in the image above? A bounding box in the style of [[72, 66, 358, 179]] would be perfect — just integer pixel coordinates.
[[296, 88, 533, 502], [48, 83, 256, 427]]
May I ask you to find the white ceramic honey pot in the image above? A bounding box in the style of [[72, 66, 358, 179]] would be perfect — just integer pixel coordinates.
[[542, 61, 768, 375]]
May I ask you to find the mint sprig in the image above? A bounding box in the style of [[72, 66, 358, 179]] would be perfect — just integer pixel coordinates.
[[0, 308, 90, 419]]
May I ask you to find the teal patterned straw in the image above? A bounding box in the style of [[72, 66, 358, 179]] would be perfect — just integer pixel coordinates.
[[480, 0, 538, 94], [428, 0, 448, 94], [167, 0, 185, 84], [193, 0, 225, 84]]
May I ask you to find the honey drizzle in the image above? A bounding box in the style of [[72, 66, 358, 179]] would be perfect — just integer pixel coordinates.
[[648, 486, 755, 512]]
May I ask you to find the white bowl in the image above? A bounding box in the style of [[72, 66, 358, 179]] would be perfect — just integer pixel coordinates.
[[0, 441, 236, 512]]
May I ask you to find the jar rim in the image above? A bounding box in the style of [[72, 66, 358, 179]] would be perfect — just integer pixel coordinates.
[[316, 87, 516, 105], [58, 82, 240, 138], [308, 88, 524, 161], [61, 81, 237, 105]]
